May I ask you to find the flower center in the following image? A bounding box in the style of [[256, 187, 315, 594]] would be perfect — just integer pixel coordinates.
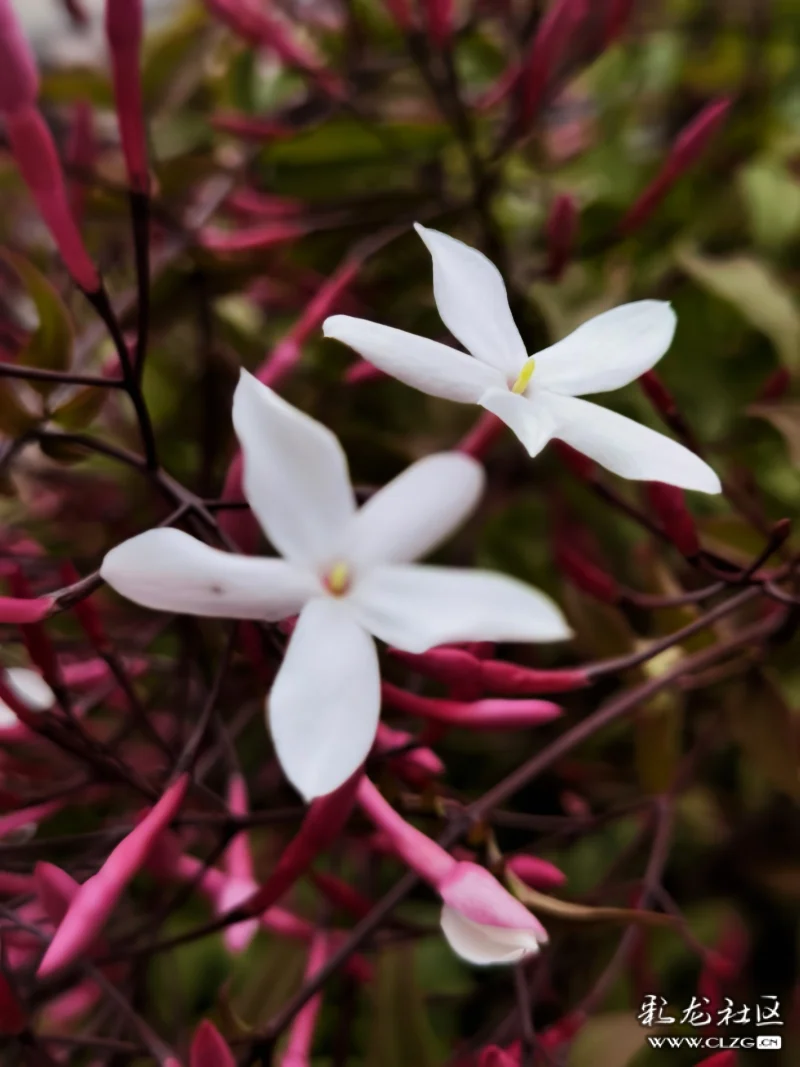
[[511, 358, 535, 394], [324, 560, 351, 596]]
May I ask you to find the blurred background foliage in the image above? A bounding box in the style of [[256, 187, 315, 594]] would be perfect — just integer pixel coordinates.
[[3, 0, 800, 1064]]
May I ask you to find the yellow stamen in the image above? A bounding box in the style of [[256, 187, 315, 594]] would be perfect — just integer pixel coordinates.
[[325, 561, 351, 596], [511, 358, 535, 394]]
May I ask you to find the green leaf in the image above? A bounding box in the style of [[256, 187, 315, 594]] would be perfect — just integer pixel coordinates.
[[727, 673, 800, 799], [1, 251, 74, 394], [675, 244, 800, 369], [567, 1013, 647, 1067], [748, 402, 800, 466], [0, 379, 39, 436], [739, 160, 800, 249], [51, 384, 108, 431], [366, 943, 442, 1067]]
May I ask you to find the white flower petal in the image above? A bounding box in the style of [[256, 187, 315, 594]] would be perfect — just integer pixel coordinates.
[[0, 668, 54, 729], [440, 906, 541, 966], [350, 564, 572, 654], [232, 370, 356, 565], [534, 301, 676, 396], [544, 392, 722, 492], [478, 387, 557, 458], [323, 316, 501, 403], [268, 598, 380, 801], [415, 224, 527, 377], [347, 453, 485, 568], [101, 528, 319, 619]]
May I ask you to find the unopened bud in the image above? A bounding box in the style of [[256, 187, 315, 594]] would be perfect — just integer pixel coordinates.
[[646, 482, 700, 557]]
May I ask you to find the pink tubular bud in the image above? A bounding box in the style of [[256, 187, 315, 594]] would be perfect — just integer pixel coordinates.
[[0, 972, 25, 1036], [457, 411, 506, 458], [479, 1048, 518, 1067], [553, 439, 596, 480], [505, 853, 567, 891], [0, 594, 53, 624], [190, 1020, 236, 1067], [200, 219, 308, 253], [344, 360, 386, 384], [0, 799, 64, 838], [224, 775, 254, 884], [226, 187, 304, 219], [694, 1054, 736, 1067], [518, 0, 586, 129], [5, 107, 100, 291], [239, 770, 359, 917], [603, 0, 635, 46], [374, 721, 445, 783], [539, 1011, 587, 1049], [389, 645, 483, 695], [757, 367, 791, 402], [382, 681, 562, 730], [555, 542, 620, 603], [639, 369, 678, 419], [424, 0, 453, 48], [381, 0, 414, 31], [439, 861, 548, 939], [105, 0, 149, 193], [280, 933, 329, 1067], [0, 0, 39, 113], [646, 482, 700, 557], [33, 862, 79, 924], [37, 775, 189, 977], [546, 194, 578, 281], [310, 871, 372, 919], [479, 660, 590, 695], [620, 98, 730, 234], [211, 111, 294, 141], [203, 0, 343, 98], [67, 100, 95, 224], [356, 776, 455, 888], [60, 560, 108, 650]]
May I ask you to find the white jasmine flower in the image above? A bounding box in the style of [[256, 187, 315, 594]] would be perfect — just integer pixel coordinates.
[[101, 372, 570, 801], [323, 224, 721, 493]]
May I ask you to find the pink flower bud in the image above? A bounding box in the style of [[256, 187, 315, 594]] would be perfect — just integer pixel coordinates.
[[603, 0, 635, 45], [381, 0, 414, 31], [226, 187, 304, 219], [518, 0, 586, 129], [0, 0, 39, 113], [0, 872, 35, 896], [553, 439, 596, 480], [310, 871, 372, 919], [457, 411, 506, 458], [539, 1011, 586, 1049], [105, 0, 149, 193], [374, 721, 445, 784], [620, 99, 730, 233], [389, 645, 483, 694], [211, 111, 294, 141], [554, 541, 619, 603], [344, 360, 386, 384], [424, 0, 453, 47], [5, 107, 99, 291], [382, 681, 562, 729], [203, 0, 343, 98], [757, 367, 791, 402], [479, 660, 590, 695], [478, 1048, 518, 1067], [505, 853, 567, 891], [695, 1054, 736, 1067], [357, 777, 547, 965], [646, 482, 700, 557], [280, 932, 329, 1067], [546, 194, 578, 280], [67, 100, 95, 224], [200, 219, 308, 253], [191, 1020, 236, 1067], [238, 770, 360, 917], [37, 775, 189, 976], [0, 799, 64, 838], [0, 595, 53, 624], [33, 861, 79, 924], [639, 369, 678, 419], [0, 972, 25, 1036]]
